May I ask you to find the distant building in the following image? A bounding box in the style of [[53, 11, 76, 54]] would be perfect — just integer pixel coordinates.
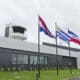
[[0, 24, 79, 70]]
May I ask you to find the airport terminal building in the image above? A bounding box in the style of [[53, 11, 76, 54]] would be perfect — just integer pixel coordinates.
[[0, 24, 80, 70]]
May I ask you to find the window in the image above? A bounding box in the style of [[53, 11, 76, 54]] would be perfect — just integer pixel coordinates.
[[23, 55, 28, 64], [30, 56, 38, 65], [34, 56, 38, 64], [30, 56, 48, 65], [5, 27, 9, 37], [40, 56, 44, 64], [13, 26, 26, 34], [12, 54, 28, 64], [12, 54, 17, 64], [17, 54, 23, 64], [30, 56, 34, 64], [44, 57, 48, 64]]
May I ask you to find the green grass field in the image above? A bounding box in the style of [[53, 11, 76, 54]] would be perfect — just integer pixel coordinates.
[[0, 69, 80, 80]]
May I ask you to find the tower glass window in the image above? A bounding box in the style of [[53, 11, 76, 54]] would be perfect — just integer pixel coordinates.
[[13, 26, 26, 34]]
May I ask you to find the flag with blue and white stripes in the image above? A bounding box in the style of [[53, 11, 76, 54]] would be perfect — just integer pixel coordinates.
[[68, 29, 79, 38], [57, 30, 71, 42], [55, 24, 71, 43]]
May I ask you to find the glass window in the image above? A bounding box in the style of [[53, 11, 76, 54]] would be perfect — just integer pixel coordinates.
[[30, 56, 34, 64], [34, 56, 38, 64], [44, 57, 48, 64], [30, 56, 38, 65], [12, 54, 17, 64], [17, 54, 23, 64], [5, 27, 9, 37], [30, 56, 48, 65], [40, 56, 44, 64], [23, 55, 28, 64], [13, 26, 26, 34], [12, 54, 28, 65]]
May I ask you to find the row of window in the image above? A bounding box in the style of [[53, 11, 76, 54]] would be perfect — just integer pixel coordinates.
[[12, 54, 28, 64], [30, 56, 48, 64], [12, 54, 48, 65]]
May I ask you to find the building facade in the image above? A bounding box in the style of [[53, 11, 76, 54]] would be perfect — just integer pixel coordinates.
[[0, 37, 79, 70], [0, 24, 79, 70]]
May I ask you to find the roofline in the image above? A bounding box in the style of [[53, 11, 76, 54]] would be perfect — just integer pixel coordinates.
[[43, 42, 80, 52]]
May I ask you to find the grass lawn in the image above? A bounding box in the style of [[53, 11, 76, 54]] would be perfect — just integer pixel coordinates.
[[0, 69, 80, 80]]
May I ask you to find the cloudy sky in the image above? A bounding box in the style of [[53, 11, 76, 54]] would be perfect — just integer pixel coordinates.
[[0, 0, 80, 48]]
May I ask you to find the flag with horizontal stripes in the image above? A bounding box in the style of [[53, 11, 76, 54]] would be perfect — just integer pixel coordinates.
[[68, 29, 79, 38], [57, 30, 71, 42], [39, 16, 55, 38], [55, 23, 71, 42], [68, 29, 80, 44]]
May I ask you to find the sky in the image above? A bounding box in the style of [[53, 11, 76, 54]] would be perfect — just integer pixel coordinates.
[[0, 0, 80, 48]]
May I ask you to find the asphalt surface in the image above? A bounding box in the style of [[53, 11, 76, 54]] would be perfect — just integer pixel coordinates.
[[69, 78, 80, 80]]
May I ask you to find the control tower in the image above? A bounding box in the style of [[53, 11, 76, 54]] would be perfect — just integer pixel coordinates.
[[5, 24, 27, 40]]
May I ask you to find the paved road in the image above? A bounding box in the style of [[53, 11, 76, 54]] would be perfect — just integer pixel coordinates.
[[69, 78, 80, 80]]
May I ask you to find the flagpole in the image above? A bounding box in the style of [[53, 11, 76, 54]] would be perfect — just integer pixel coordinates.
[[68, 41, 72, 73], [55, 22, 59, 75], [37, 15, 40, 80]]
